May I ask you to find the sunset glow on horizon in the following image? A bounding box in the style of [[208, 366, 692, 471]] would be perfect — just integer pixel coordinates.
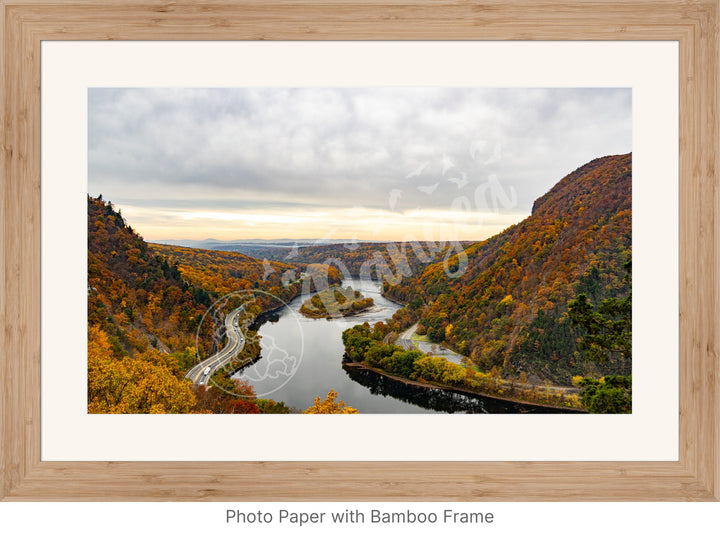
[[89, 87, 631, 243], [116, 203, 530, 243]]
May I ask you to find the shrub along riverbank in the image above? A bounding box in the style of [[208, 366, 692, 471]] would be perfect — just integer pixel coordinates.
[[342, 321, 584, 411]]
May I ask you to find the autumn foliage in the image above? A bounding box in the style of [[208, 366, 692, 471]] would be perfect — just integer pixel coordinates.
[[299, 285, 374, 318], [87, 325, 197, 413], [303, 390, 359, 414], [87, 196, 305, 414], [381, 153, 632, 385], [88, 196, 218, 358], [87, 152, 631, 413], [150, 243, 302, 303], [215, 239, 462, 282]]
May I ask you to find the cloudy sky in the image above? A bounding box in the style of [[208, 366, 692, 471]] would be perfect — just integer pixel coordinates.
[[88, 87, 631, 242]]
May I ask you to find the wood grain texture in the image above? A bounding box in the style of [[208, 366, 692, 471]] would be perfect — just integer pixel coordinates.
[[1, 0, 718, 501]]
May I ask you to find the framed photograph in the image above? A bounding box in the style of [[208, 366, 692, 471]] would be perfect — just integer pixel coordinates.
[[2, 1, 718, 501]]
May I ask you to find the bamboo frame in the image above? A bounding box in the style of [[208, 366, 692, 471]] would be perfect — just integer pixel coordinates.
[[1, 0, 718, 501]]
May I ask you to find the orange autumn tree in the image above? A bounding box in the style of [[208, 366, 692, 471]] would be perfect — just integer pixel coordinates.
[[87, 326, 196, 413], [302, 390, 359, 414]]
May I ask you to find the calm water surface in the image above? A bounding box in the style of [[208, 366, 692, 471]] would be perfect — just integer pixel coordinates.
[[234, 279, 566, 413]]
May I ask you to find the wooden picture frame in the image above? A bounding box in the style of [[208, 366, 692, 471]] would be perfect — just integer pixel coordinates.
[[1, 0, 718, 501]]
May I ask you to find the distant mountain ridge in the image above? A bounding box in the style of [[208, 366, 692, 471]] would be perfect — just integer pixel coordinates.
[[153, 237, 369, 250], [385, 153, 632, 384]]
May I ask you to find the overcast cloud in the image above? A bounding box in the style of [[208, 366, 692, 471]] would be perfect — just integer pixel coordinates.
[[88, 87, 631, 241]]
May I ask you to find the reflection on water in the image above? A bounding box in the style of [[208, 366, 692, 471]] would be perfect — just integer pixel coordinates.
[[234, 279, 572, 414], [343, 365, 569, 414]]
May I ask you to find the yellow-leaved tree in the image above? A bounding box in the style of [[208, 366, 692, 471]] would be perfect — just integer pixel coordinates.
[[303, 390, 359, 414], [87, 326, 196, 413]]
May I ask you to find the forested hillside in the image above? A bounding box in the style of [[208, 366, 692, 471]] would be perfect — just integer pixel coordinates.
[[211, 240, 462, 281], [87, 196, 316, 413], [384, 153, 632, 384], [148, 243, 341, 307], [88, 196, 214, 358]]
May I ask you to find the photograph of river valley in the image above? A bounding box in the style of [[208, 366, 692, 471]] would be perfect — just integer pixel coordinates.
[[88, 87, 632, 414]]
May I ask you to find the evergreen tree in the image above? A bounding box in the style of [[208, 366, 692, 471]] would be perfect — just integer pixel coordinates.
[[568, 259, 631, 413]]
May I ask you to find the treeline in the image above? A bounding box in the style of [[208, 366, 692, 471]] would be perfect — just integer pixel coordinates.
[[342, 322, 582, 410], [150, 242, 343, 323], [343, 322, 465, 385], [221, 240, 465, 282]]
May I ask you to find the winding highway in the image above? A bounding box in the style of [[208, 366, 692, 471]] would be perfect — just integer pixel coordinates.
[[396, 323, 419, 350], [186, 307, 246, 385]]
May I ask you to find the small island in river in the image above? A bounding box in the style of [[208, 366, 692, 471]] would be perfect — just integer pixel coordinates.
[[299, 285, 375, 319]]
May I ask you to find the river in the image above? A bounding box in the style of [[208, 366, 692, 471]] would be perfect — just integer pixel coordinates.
[[233, 279, 569, 413]]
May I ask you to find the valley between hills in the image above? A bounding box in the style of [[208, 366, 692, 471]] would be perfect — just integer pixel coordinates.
[[88, 153, 631, 414]]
